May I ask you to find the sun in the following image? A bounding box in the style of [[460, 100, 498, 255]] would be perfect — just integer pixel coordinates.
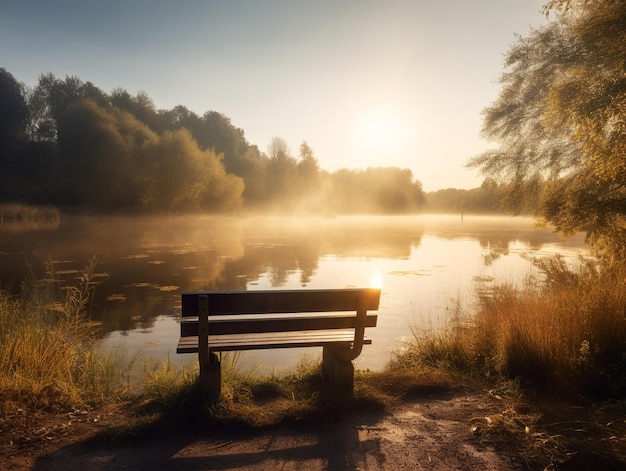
[[351, 107, 406, 158]]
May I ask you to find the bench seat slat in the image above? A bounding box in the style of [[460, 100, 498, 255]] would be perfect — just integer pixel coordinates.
[[180, 313, 377, 337], [176, 330, 373, 353]]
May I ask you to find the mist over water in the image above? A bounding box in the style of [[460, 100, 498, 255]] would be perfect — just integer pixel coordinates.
[[0, 214, 590, 371]]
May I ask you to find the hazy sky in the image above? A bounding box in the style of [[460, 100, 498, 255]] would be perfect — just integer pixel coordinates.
[[1, 0, 547, 191]]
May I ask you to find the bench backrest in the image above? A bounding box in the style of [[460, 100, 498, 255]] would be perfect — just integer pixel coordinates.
[[181, 288, 380, 316], [180, 288, 380, 336]]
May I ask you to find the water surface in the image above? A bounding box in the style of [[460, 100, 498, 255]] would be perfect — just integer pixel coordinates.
[[0, 214, 589, 371]]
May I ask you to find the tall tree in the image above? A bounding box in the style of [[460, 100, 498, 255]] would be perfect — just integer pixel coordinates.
[[296, 141, 322, 210], [29, 73, 109, 143], [237, 146, 269, 207], [198, 111, 248, 174], [141, 129, 243, 214], [110, 88, 162, 132], [467, 1, 626, 259], [0, 68, 29, 148], [58, 98, 157, 208], [0, 68, 30, 200], [266, 137, 298, 206], [297, 141, 320, 182]]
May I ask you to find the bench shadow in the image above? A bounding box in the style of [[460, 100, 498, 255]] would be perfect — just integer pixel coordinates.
[[33, 392, 389, 471]]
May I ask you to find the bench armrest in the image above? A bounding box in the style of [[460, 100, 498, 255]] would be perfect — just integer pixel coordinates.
[[333, 298, 368, 362]]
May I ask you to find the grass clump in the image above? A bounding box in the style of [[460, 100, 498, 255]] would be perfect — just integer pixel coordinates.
[[476, 256, 626, 398], [140, 357, 198, 406], [0, 258, 135, 417], [206, 354, 327, 427], [394, 255, 626, 469], [0, 202, 61, 232], [399, 256, 626, 398]]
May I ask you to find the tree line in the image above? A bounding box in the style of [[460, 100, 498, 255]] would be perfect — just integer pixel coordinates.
[[0, 70, 439, 214]]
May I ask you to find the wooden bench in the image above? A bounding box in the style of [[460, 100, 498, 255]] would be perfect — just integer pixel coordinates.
[[176, 288, 381, 399]]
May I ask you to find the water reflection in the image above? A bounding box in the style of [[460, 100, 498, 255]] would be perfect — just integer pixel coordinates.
[[0, 214, 589, 370]]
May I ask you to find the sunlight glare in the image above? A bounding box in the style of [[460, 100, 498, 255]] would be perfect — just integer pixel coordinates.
[[370, 274, 383, 289], [350, 107, 410, 161]]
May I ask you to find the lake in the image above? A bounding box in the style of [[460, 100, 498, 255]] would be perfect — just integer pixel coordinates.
[[0, 214, 589, 372]]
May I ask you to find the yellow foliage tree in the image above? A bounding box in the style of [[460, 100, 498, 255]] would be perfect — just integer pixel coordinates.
[[141, 129, 244, 214], [468, 1, 626, 260]]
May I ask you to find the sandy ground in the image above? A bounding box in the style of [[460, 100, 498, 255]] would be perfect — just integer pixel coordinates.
[[1, 389, 533, 471]]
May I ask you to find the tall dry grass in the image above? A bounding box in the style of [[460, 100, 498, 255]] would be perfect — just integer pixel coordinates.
[[394, 256, 626, 468], [0, 202, 61, 232], [477, 256, 626, 397], [0, 258, 135, 411], [401, 255, 626, 398]]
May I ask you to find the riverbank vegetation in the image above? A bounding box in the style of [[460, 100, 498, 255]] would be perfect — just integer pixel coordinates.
[[405, 256, 626, 399], [1, 67, 431, 214], [400, 257, 626, 467], [0, 203, 61, 232], [0, 258, 131, 411], [1, 255, 626, 468]]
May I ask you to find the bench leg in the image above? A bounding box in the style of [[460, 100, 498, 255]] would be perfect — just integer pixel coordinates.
[[322, 345, 354, 396], [199, 352, 221, 400]]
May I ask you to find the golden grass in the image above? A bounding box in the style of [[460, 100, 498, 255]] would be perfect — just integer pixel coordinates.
[[478, 257, 626, 397], [394, 255, 626, 469], [0, 258, 135, 413], [399, 256, 626, 397], [0, 202, 61, 232]]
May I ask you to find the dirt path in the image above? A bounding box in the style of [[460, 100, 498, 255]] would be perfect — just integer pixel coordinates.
[[2, 390, 531, 471]]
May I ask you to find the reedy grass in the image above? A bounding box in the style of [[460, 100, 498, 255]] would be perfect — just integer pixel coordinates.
[[394, 254, 626, 468], [478, 256, 626, 397], [0, 258, 135, 413], [399, 255, 626, 397], [140, 356, 198, 406], [0, 203, 61, 232]]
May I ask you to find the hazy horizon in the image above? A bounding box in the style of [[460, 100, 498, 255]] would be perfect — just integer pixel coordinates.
[[1, 0, 548, 191]]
